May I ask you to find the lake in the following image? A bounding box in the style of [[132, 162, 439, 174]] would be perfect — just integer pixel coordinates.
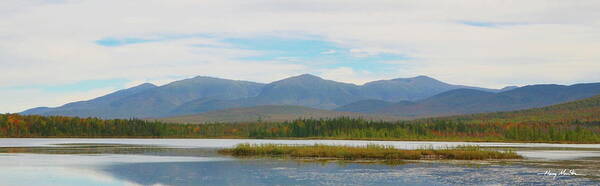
[[1, 138, 600, 185]]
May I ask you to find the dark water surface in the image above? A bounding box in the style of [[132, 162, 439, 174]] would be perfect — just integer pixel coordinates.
[[102, 160, 600, 185], [1, 138, 600, 185]]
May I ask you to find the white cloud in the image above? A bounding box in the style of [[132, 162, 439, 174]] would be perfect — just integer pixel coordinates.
[[319, 67, 395, 85], [321, 50, 336, 54], [2, 0, 600, 112]]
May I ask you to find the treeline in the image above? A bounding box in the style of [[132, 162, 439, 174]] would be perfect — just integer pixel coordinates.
[[0, 114, 199, 137], [446, 95, 600, 125], [243, 118, 600, 143], [1, 114, 599, 143]]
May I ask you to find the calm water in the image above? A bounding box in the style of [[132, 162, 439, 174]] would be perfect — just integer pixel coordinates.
[[1, 138, 600, 185]]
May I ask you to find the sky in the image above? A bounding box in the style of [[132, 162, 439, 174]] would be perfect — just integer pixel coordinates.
[[2, 0, 600, 113]]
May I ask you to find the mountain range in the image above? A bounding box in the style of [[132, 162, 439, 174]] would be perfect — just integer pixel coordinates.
[[21, 74, 600, 120], [336, 83, 600, 117]]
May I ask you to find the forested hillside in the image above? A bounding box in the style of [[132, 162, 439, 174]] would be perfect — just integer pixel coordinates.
[[3, 95, 600, 143], [339, 83, 600, 117], [158, 105, 402, 124], [450, 94, 600, 124]]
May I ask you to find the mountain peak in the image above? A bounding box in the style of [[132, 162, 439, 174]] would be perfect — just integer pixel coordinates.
[[414, 75, 434, 80], [192, 75, 220, 79], [166, 76, 232, 87], [292, 74, 322, 80], [274, 74, 324, 83], [387, 75, 443, 84]]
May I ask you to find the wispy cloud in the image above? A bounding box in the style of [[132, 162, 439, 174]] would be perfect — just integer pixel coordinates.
[[96, 37, 158, 47], [2, 0, 600, 112], [459, 21, 499, 27], [220, 36, 410, 70], [321, 50, 336, 54], [458, 21, 529, 28]]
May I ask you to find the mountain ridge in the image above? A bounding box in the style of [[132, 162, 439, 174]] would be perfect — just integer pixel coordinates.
[[338, 83, 600, 118], [21, 74, 515, 119]]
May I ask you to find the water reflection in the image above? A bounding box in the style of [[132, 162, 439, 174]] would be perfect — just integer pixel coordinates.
[[102, 160, 442, 185], [1, 139, 600, 185], [0, 166, 134, 186], [101, 160, 598, 185]]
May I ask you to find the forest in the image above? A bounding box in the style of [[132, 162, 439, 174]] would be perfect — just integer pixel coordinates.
[[2, 95, 599, 143], [1, 114, 599, 143]]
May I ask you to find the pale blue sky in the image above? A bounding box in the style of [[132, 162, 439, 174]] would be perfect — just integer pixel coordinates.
[[2, 0, 600, 113], [4, 79, 129, 93], [78, 35, 410, 94]]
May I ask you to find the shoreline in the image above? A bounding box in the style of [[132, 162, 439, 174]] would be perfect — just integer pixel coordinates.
[[2, 136, 600, 144]]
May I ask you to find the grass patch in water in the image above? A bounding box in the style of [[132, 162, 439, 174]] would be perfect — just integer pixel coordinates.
[[218, 144, 522, 160]]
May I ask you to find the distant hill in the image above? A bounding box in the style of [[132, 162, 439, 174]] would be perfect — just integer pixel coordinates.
[[23, 74, 497, 119], [334, 99, 397, 113], [379, 89, 498, 117], [448, 94, 600, 124], [156, 105, 403, 124], [340, 83, 600, 118]]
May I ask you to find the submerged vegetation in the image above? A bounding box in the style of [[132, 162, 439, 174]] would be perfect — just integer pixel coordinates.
[[218, 144, 522, 160]]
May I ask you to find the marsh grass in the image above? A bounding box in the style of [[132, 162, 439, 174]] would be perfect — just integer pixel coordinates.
[[218, 144, 522, 160]]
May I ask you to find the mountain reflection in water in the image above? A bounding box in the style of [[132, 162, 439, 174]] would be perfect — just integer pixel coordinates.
[[1, 139, 600, 185]]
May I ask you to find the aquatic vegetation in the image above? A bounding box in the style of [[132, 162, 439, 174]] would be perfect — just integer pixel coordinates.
[[218, 144, 522, 160]]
